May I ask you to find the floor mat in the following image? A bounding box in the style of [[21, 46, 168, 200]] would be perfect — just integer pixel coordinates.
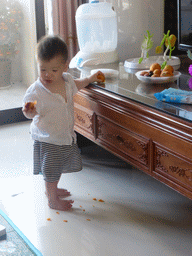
[[0, 209, 42, 256]]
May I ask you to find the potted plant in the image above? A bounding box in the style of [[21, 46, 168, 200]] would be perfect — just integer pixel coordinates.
[[0, 0, 23, 88]]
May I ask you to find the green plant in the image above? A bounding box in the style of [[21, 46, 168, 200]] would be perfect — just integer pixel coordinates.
[[155, 30, 177, 69], [138, 30, 153, 64]]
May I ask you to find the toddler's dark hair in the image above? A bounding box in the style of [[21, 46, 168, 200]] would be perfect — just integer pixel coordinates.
[[37, 35, 68, 62]]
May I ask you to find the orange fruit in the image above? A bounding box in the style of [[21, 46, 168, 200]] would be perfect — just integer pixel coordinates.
[[25, 101, 37, 110], [153, 69, 161, 76], [150, 63, 161, 72], [165, 34, 176, 48], [162, 65, 174, 73], [140, 71, 149, 76], [155, 46, 162, 54], [97, 73, 105, 83], [160, 71, 173, 77]]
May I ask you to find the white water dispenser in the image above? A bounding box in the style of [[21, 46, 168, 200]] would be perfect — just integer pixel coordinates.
[[69, 0, 118, 68]]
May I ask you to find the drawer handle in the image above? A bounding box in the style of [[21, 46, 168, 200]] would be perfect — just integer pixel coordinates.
[[107, 133, 136, 151], [116, 135, 124, 144]]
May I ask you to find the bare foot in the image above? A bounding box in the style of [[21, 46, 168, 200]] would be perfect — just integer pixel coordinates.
[[45, 189, 71, 198], [48, 198, 74, 211], [57, 188, 71, 198]]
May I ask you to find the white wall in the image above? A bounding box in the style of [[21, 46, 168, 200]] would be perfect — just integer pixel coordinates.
[[14, 0, 164, 82], [106, 0, 164, 62]]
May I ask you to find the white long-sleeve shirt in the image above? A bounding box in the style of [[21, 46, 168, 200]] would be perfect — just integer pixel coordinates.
[[23, 73, 78, 145]]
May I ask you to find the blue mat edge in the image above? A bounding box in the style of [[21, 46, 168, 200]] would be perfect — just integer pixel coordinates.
[[0, 209, 43, 256]]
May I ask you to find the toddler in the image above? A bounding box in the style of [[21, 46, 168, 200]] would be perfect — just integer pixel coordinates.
[[22, 35, 104, 211]]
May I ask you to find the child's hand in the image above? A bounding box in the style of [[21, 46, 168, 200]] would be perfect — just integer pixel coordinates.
[[88, 71, 105, 84], [74, 71, 106, 90], [22, 101, 38, 119]]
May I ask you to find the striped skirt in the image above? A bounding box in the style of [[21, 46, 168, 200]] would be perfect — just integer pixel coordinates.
[[33, 140, 82, 182]]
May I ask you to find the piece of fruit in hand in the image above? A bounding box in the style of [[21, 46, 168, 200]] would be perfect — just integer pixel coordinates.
[[97, 73, 105, 83], [25, 101, 37, 110]]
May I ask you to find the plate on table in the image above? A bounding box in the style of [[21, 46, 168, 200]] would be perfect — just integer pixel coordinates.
[[135, 70, 181, 84], [124, 56, 181, 71], [91, 69, 119, 78]]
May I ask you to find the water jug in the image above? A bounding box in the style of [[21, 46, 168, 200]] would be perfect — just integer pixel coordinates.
[[69, 0, 118, 68]]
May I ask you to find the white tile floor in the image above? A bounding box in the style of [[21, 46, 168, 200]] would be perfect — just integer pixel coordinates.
[[0, 122, 192, 256]]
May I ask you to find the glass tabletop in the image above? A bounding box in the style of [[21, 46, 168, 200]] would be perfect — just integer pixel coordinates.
[[69, 62, 192, 122]]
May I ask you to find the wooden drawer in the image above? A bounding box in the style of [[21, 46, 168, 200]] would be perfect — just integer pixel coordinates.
[[74, 104, 95, 138], [96, 116, 150, 168], [154, 144, 192, 191]]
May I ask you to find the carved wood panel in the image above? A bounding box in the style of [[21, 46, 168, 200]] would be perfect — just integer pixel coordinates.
[[97, 116, 149, 167], [73, 83, 192, 199], [154, 145, 192, 189], [74, 105, 95, 136]]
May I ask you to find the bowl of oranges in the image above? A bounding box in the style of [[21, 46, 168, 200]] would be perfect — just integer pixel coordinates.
[[135, 63, 181, 84]]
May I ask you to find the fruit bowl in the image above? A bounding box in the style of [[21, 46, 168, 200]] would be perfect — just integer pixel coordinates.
[[135, 70, 181, 84]]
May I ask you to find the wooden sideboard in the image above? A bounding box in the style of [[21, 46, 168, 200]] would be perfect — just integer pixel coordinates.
[[71, 62, 192, 200]]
